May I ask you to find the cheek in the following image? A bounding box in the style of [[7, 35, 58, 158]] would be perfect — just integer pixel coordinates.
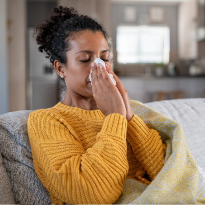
[[76, 63, 92, 77], [67, 59, 92, 78], [66, 67, 90, 84]]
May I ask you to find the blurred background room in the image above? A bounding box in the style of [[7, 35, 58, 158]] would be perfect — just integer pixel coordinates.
[[1, 0, 205, 114]]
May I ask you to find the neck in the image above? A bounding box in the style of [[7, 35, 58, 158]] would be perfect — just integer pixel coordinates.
[[62, 92, 98, 111]]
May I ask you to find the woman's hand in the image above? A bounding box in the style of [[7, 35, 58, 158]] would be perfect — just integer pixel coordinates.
[[105, 63, 134, 121], [91, 63, 126, 118]]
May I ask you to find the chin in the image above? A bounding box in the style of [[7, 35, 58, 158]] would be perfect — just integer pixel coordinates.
[[87, 84, 93, 94], [87, 91, 94, 98], [81, 87, 93, 98]]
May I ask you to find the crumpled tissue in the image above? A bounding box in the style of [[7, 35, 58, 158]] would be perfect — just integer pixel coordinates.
[[89, 58, 116, 86]]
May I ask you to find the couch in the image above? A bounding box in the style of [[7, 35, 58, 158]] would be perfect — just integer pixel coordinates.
[[0, 98, 204, 204]]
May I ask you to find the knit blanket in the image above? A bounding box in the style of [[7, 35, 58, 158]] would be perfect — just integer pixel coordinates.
[[115, 100, 205, 204]]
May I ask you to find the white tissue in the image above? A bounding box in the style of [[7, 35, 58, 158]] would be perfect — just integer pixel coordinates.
[[89, 58, 116, 86], [94, 58, 106, 67]]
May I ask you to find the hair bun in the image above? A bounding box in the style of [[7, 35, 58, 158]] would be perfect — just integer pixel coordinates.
[[53, 6, 78, 19], [35, 6, 108, 65]]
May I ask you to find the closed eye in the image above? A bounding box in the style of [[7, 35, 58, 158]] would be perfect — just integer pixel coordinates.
[[79, 59, 90, 63], [80, 59, 109, 63]]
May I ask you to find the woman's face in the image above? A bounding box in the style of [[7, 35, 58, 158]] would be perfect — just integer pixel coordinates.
[[63, 30, 110, 98]]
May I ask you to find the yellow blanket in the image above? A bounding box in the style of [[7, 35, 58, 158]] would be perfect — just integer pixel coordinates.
[[116, 100, 205, 204]]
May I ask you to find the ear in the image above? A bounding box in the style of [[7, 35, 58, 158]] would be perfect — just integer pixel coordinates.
[[54, 60, 66, 78]]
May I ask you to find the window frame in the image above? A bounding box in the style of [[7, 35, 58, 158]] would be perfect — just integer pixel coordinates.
[[116, 24, 170, 64]]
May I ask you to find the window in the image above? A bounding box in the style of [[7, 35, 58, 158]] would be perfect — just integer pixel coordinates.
[[116, 25, 170, 64]]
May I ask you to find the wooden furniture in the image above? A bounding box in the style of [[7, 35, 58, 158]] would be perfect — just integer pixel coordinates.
[[156, 90, 183, 101]]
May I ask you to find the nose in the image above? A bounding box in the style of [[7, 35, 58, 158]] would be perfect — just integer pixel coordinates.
[[93, 58, 106, 69], [91, 57, 99, 67]]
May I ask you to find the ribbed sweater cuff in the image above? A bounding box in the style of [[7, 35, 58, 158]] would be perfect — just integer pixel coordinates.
[[101, 113, 127, 139], [127, 115, 165, 180], [127, 115, 150, 144]]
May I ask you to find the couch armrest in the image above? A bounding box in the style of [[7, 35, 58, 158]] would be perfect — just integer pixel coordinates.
[[0, 110, 51, 204], [0, 151, 15, 204], [145, 98, 205, 170]]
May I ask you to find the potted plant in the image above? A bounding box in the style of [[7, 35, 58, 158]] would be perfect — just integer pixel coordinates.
[[155, 62, 164, 77]]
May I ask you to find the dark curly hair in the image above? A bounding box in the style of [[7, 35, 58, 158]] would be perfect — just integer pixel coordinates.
[[34, 6, 109, 65]]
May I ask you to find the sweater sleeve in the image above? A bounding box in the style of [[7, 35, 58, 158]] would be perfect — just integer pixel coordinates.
[[127, 114, 166, 181], [28, 110, 129, 205]]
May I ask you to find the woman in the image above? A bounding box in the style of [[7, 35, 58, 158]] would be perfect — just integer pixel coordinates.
[[28, 6, 166, 204]]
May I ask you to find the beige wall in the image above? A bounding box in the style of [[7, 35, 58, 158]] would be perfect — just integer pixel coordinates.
[[58, 0, 92, 16], [57, 0, 111, 36], [96, 0, 111, 36], [178, 0, 197, 60], [7, 0, 27, 111], [0, 0, 8, 114]]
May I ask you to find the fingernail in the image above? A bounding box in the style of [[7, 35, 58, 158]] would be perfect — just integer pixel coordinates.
[[91, 62, 94, 67]]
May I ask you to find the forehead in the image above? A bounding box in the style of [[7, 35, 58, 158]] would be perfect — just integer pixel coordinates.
[[69, 30, 109, 51]]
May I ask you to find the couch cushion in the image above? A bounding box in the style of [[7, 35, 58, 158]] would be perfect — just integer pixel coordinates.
[[0, 152, 15, 204], [145, 98, 205, 170], [0, 110, 51, 204]]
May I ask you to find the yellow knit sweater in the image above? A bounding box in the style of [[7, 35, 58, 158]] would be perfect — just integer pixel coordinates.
[[28, 102, 166, 204]]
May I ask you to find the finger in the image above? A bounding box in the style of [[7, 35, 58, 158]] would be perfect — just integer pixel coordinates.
[[91, 64, 102, 91], [111, 72, 122, 88], [99, 64, 116, 89], [105, 62, 113, 74], [112, 72, 127, 95], [94, 64, 109, 89], [105, 65, 119, 85]]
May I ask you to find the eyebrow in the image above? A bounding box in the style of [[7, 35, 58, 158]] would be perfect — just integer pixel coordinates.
[[76, 49, 110, 54]]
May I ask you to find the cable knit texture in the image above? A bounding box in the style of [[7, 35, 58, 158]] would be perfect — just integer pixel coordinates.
[[28, 102, 166, 204]]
